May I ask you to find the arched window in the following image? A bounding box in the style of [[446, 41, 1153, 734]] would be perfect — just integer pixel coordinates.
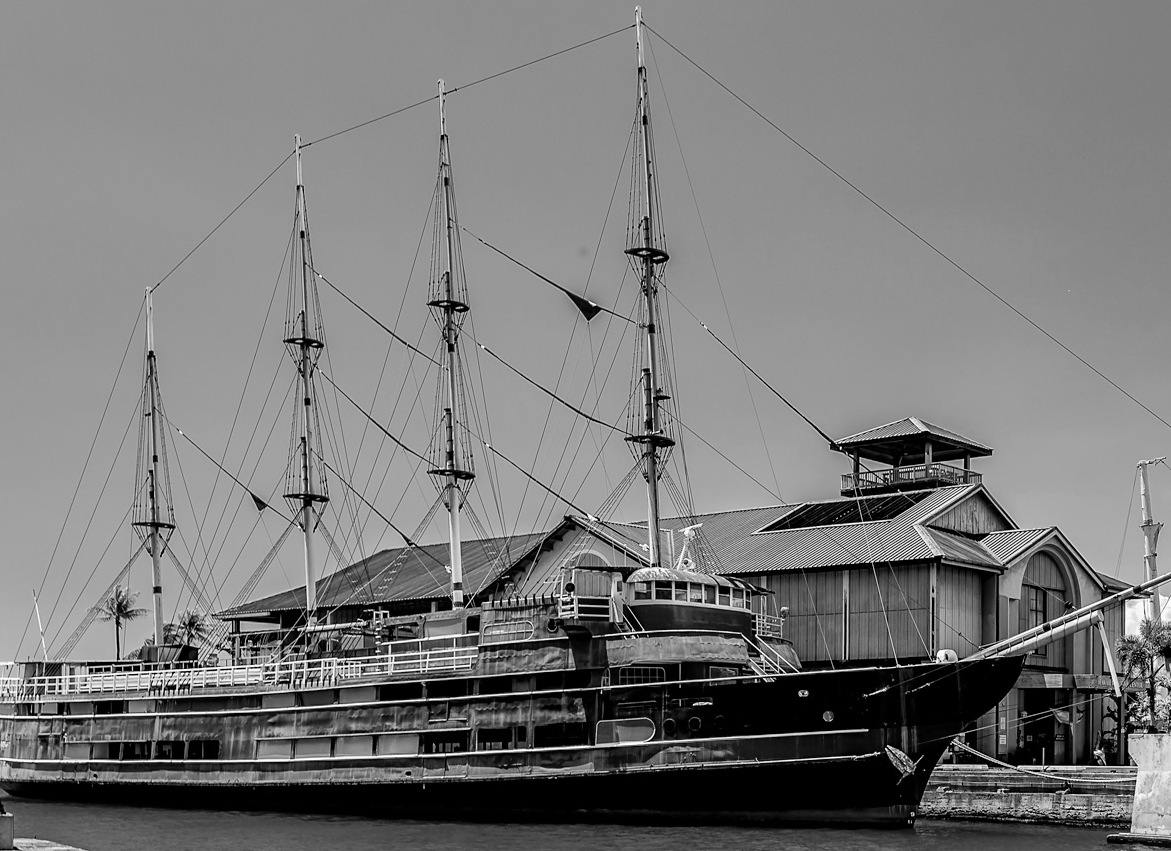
[[1019, 552, 1069, 667]]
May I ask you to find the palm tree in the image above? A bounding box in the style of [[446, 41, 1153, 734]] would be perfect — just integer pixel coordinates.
[[98, 586, 147, 659], [164, 610, 210, 647], [1118, 617, 1171, 731]]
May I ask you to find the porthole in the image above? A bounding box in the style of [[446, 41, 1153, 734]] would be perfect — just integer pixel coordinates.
[[822, 710, 834, 723]]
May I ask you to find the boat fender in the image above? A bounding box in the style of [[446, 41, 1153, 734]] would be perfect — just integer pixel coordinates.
[[662, 718, 677, 736], [935, 649, 958, 663], [687, 716, 702, 733], [546, 618, 562, 633]]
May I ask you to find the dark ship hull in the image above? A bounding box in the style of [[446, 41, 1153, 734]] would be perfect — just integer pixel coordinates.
[[0, 655, 1024, 827]]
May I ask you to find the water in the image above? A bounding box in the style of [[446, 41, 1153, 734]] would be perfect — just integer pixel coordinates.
[[0, 794, 1121, 851]]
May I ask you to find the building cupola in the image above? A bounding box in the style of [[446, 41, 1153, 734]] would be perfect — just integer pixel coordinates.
[[832, 417, 992, 496]]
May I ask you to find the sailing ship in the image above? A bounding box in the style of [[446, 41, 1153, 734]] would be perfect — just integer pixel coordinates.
[[0, 9, 1134, 827]]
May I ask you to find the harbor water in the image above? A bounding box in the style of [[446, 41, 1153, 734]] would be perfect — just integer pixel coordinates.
[[0, 793, 1119, 851]]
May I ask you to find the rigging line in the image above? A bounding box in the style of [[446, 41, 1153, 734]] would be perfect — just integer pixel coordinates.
[[464, 432, 597, 521], [471, 337, 628, 435], [166, 423, 224, 615], [163, 415, 292, 524], [315, 269, 440, 366], [44, 506, 138, 655], [647, 33, 782, 499], [461, 228, 635, 325], [305, 26, 631, 148], [645, 21, 1171, 435], [39, 393, 141, 653], [16, 300, 144, 661], [352, 191, 435, 499], [320, 371, 431, 466], [320, 460, 441, 565], [672, 415, 782, 502], [152, 152, 292, 294]]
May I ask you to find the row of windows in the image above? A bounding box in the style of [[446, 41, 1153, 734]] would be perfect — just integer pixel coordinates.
[[57, 739, 220, 761], [632, 581, 750, 609], [254, 724, 586, 760]]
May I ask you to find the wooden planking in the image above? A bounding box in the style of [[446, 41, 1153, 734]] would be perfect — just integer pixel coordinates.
[[931, 492, 1011, 536], [935, 565, 983, 655], [754, 571, 844, 663], [846, 566, 930, 660]]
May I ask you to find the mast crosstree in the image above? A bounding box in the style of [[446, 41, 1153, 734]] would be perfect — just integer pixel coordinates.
[[283, 134, 330, 630], [132, 287, 177, 647], [427, 80, 475, 607], [625, 7, 677, 569]]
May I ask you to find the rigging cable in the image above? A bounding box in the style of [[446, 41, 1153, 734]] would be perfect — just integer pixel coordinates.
[[645, 20, 1171, 434], [15, 302, 143, 661]]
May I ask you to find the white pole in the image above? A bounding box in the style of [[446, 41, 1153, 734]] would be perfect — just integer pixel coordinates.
[[1139, 458, 1165, 622], [32, 589, 48, 661], [146, 287, 165, 646]]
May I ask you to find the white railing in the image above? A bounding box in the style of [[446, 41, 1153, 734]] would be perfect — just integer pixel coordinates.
[[2, 634, 481, 702], [754, 612, 785, 639]]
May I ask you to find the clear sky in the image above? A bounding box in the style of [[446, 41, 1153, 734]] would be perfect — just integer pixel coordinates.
[[4, 1, 1171, 660]]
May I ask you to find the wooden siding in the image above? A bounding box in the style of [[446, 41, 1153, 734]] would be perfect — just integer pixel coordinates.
[[752, 571, 843, 664], [931, 493, 1011, 536], [935, 565, 983, 656], [1019, 552, 1069, 670], [847, 566, 930, 661]]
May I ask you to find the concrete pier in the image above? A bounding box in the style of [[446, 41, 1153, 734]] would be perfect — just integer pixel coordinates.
[[1108, 733, 1171, 846]]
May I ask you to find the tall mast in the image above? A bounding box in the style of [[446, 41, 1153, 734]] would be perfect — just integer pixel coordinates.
[[427, 80, 475, 607], [624, 7, 674, 567], [1139, 457, 1166, 622], [283, 134, 329, 630], [132, 286, 176, 647]]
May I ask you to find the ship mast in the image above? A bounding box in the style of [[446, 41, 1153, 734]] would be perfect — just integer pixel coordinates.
[[1139, 457, 1166, 622], [624, 7, 675, 568], [283, 134, 329, 630], [427, 80, 475, 607], [132, 286, 176, 647]]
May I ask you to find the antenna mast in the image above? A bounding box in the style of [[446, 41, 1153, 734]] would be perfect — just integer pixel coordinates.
[[132, 286, 176, 647], [427, 80, 475, 607], [283, 134, 330, 631], [624, 7, 675, 567], [1139, 457, 1166, 622]]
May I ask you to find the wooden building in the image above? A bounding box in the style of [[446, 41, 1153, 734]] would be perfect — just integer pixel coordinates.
[[220, 417, 1128, 766]]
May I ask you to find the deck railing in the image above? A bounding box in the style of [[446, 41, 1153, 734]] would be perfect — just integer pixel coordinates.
[[841, 462, 981, 493], [753, 612, 786, 640], [0, 633, 480, 702]]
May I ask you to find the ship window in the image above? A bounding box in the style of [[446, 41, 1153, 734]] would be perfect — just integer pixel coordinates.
[[710, 665, 739, 680], [674, 583, 688, 602], [429, 701, 449, 722], [429, 679, 470, 698], [378, 682, 424, 702], [187, 740, 220, 760], [94, 700, 126, 715], [596, 718, 656, 744], [118, 741, 151, 761], [295, 737, 332, 758], [718, 589, 730, 607], [155, 740, 184, 760], [422, 730, 469, 754], [689, 584, 704, 603], [533, 722, 587, 748], [617, 666, 666, 685], [732, 589, 747, 608], [478, 676, 513, 695], [633, 582, 651, 600], [654, 582, 671, 600], [704, 586, 716, 604], [257, 739, 292, 760], [63, 742, 90, 760], [335, 735, 374, 757], [477, 728, 513, 750], [376, 733, 419, 755]]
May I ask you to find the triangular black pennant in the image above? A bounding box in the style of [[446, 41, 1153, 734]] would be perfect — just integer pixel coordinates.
[[250, 493, 269, 512], [567, 291, 603, 321]]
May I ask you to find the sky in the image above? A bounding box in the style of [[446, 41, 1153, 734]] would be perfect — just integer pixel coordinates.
[[4, 1, 1171, 660]]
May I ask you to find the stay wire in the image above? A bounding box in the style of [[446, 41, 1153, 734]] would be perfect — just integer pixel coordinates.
[[15, 302, 144, 661], [645, 21, 1171, 434], [304, 26, 632, 148], [151, 152, 293, 295]]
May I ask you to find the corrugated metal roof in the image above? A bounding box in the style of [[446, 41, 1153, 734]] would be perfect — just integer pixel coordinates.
[[920, 527, 1002, 568], [219, 530, 550, 618], [981, 528, 1053, 565], [834, 417, 992, 454]]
